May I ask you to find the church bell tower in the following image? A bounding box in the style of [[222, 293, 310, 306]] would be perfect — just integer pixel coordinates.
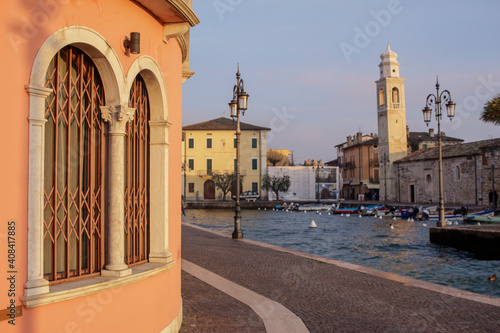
[[376, 44, 407, 202]]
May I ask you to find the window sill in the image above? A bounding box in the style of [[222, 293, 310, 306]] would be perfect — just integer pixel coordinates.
[[21, 261, 175, 308]]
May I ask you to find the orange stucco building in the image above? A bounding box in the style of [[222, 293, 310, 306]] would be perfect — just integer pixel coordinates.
[[0, 1, 198, 331]]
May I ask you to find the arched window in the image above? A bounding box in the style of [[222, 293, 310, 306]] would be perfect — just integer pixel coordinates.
[[124, 75, 150, 266], [43, 46, 106, 282], [426, 174, 432, 189], [392, 87, 400, 104], [379, 88, 385, 105], [455, 165, 461, 181]]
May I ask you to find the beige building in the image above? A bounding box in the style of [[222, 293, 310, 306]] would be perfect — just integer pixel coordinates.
[[338, 133, 380, 200], [337, 128, 463, 201], [182, 117, 270, 200], [394, 138, 500, 205]]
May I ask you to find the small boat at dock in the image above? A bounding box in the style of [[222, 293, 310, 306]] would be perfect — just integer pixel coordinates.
[[333, 204, 383, 215], [401, 207, 494, 220], [297, 203, 336, 211]]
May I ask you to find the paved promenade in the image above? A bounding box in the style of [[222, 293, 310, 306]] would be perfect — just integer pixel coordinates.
[[180, 223, 500, 332]]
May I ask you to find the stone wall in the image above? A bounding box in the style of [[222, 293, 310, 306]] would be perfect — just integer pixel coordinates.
[[396, 154, 489, 206]]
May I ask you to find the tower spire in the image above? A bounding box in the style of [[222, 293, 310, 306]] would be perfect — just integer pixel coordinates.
[[379, 43, 399, 78]]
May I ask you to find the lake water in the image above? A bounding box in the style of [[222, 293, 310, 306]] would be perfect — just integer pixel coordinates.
[[182, 208, 500, 298]]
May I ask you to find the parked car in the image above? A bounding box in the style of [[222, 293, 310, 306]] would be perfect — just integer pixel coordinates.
[[239, 191, 260, 202]]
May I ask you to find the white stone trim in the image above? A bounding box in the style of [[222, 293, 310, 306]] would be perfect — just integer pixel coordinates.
[[29, 26, 124, 105], [149, 120, 173, 263], [126, 56, 173, 263], [25, 85, 52, 297], [100, 104, 135, 277], [160, 305, 183, 333], [21, 262, 174, 308], [126, 56, 169, 120]]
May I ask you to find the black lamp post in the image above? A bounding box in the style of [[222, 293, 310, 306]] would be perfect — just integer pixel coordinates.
[[422, 77, 456, 227], [492, 151, 496, 210], [486, 140, 497, 210], [229, 65, 249, 239], [382, 153, 390, 205]]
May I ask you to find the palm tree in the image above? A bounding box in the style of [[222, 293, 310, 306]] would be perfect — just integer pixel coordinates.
[[481, 94, 500, 125]]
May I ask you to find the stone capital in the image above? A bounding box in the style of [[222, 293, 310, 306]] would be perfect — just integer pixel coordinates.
[[101, 104, 136, 134]]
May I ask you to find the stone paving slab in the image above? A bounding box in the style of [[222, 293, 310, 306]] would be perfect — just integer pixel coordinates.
[[180, 270, 266, 333], [182, 259, 309, 333], [181, 223, 500, 333]]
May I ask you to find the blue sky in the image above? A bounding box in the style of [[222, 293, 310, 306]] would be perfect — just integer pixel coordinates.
[[183, 0, 500, 163]]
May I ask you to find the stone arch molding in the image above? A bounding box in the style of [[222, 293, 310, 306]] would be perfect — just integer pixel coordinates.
[[126, 55, 169, 121], [25, 26, 172, 298], [29, 26, 124, 105]]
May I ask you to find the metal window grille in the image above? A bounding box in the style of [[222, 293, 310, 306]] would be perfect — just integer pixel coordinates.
[[43, 46, 106, 283], [124, 75, 150, 266]]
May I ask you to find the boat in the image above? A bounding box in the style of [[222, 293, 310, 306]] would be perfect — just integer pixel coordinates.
[[275, 202, 299, 211], [464, 212, 498, 223], [333, 206, 360, 214], [333, 204, 382, 215], [296, 203, 336, 211], [375, 207, 401, 218], [359, 205, 385, 216], [401, 208, 494, 220]]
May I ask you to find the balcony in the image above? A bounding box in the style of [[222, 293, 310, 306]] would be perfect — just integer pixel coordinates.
[[369, 159, 379, 167], [344, 161, 355, 169], [370, 178, 379, 184]]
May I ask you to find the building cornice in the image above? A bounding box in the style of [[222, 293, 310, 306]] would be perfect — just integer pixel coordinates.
[[165, 0, 200, 26], [132, 0, 200, 27]]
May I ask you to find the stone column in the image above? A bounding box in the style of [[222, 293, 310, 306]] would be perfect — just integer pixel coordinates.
[[148, 120, 173, 263], [24, 85, 52, 296], [101, 105, 135, 277]]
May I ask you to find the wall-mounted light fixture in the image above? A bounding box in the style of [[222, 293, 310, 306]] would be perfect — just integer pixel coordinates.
[[124, 32, 140, 54]]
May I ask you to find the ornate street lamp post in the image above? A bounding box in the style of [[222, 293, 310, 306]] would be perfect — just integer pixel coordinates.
[[486, 140, 497, 210], [492, 151, 496, 210], [229, 65, 249, 239], [422, 77, 456, 227], [382, 153, 390, 205]]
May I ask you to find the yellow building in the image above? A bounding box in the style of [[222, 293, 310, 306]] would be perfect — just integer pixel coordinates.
[[183, 117, 270, 200]]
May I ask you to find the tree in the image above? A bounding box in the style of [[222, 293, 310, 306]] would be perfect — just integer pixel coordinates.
[[267, 150, 289, 166], [211, 173, 244, 200], [261, 174, 291, 201], [481, 94, 500, 125], [211, 173, 234, 201]]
